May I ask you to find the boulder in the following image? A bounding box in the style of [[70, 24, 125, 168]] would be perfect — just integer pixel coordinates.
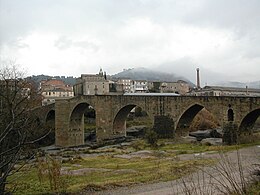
[[181, 136, 198, 143], [126, 125, 147, 137], [189, 129, 222, 141], [201, 138, 223, 146]]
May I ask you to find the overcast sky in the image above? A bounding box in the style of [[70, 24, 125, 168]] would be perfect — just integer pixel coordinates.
[[0, 0, 259, 85]]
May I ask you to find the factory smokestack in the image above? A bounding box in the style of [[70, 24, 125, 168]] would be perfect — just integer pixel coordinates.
[[196, 68, 201, 89]]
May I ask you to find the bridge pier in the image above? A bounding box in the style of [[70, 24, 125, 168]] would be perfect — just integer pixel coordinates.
[[55, 98, 86, 147], [153, 115, 175, 138], [95, 96, 126, 141], [55, 99, 71, 146], [223, 122, 239, 145]]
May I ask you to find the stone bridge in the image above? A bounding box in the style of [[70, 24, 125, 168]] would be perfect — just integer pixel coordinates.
[[33, 103, 55, 125], [37, 95, 259, 147]]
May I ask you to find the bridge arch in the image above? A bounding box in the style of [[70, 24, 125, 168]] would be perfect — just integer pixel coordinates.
[[239, 108, 260, 132], [176, 103, 220, 133], [46, 109, 55, 125], [113, 104, 153, 136], [176, 103, 204, 130], [42, 109, 56, 145], [69, 102, 96, 143]]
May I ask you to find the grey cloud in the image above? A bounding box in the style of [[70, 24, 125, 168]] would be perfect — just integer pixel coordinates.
[[154, 57, 196, 80], [4, 38, 29, 49], [0, 0, 39, 45], [0, 0, 187, 45], [154, 57, 230, 85], [54, 36, 73, 50], [0, 0, 104, 45], [243, 50, 260, 59], [1, 0, 260, 40], [1, 0, 260, 82], [74, 41, 99, 52], [183, 0, 260, 37], [54, 36, 99, 52]]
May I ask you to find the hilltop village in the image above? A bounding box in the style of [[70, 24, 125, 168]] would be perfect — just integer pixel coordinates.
[[35, 68, 260, 106]]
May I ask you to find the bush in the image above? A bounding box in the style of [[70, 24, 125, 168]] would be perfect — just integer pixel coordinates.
[[237, 132, 260, 144], [131, 139, 146, 151], [36, 154, 69, 194], [190, 109, 219, 131], [145, 130, 158, 148]]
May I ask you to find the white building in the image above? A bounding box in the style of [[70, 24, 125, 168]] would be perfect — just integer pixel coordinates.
[[40, 79, 74, 106], [116, 78, 132, 93], [131, 80, 148, 93], [42, 89, 74, 105]]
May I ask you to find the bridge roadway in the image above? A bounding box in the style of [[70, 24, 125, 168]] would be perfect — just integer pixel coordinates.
[[39, 95, 260, 147]]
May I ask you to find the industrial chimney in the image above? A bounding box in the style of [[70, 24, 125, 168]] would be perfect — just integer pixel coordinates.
[[196, 68, 201, 89]]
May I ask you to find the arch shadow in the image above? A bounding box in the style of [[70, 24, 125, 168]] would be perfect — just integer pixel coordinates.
[[113, 104, 152, 137], [239, 108, 260, 132], [46, 110, 55, 127], [41, 109, 56, 145], [176, 104, 204, 130], [228, 109, 234, 121]]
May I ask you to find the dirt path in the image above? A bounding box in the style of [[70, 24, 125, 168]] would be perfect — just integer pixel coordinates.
[[88, 145, 260, 195]]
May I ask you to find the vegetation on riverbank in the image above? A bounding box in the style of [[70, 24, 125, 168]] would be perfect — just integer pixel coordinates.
[[6, 137, 260, 194]]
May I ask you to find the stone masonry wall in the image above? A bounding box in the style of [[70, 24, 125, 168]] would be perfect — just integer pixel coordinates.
[[54, 95, 260, 147]]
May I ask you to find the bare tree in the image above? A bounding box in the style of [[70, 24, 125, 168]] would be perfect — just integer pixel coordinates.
[[0, 63, 44, 193]]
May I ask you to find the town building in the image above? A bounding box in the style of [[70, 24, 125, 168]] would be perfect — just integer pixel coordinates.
[[116, 78, 132, 93], [0, 79, 32, 98], [40, 79, 74, 106], [147, 81, 161, 93], [189, 86, 260, 96], [109, 80, 124, 94], [0, 79, 33, 112], [160, 80, 190, 95], [148, 80, 190, 95], [130, 80, 149, 93], [73, 68, 110, 96]]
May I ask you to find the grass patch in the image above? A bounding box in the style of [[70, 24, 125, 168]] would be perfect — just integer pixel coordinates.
[[7, 154, 214, 194], [159, 139, 260, 154], [159, 142, 237, 153], [247, 181, 260, 194], [84, 123, 96, 132], [126, 116, 153, 128]]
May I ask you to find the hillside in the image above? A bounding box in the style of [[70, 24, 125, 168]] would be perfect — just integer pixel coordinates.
[[26, 75, 77, 87], [112, 67, 195, 86]]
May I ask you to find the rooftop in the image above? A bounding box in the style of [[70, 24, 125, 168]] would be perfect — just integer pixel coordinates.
[[124, 92, 180, 96], [202, 86, 260, 92]]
